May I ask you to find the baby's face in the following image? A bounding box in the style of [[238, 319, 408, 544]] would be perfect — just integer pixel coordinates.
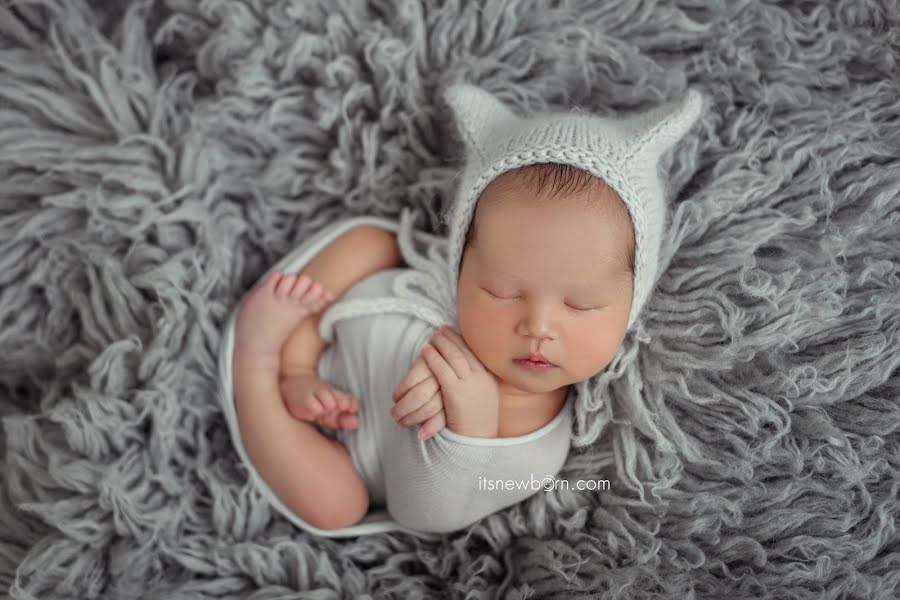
[[456, 174, 635, 401]]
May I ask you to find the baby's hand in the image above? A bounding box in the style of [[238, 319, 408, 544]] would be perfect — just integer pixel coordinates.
[[418, 326, 500, 439], [391, 353, 446, 441]]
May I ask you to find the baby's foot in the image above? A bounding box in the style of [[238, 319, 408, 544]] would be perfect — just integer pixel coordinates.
[[280, 369, 360, 430], [234, 271, 335, 368]]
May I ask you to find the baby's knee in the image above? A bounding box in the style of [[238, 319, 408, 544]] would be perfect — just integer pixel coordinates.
[[305, 447, 370, 530], [306, 486, 369, 531]]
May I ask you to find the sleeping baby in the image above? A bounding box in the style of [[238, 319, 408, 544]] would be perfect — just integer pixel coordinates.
[[220, 83, 703, 537]]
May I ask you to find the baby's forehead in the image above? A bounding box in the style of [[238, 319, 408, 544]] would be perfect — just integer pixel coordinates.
[[480, 239, 632, 280], [478, 196, 633, 245], [496, 233, 628, 250]]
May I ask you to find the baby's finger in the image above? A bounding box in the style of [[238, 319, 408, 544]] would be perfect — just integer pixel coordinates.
[[421, 342, 456, 384], [392, 356, 432, 403], [417, 410, 447, 441], [391, 377, 439, 421], [436, 327, 482, 372], [397, 393, 442, 427], [429, 330, 470, 378], [392, 377, 413, 404]]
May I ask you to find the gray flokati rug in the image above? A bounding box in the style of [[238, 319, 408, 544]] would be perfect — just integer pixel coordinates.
[[2, 0, 900, 598]]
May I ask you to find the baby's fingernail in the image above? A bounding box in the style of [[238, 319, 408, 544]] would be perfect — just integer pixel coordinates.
[[417, 429, 428, 440]]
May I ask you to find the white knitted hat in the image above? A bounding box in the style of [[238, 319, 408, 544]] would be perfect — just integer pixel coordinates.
[[442, 83, 704, 332]]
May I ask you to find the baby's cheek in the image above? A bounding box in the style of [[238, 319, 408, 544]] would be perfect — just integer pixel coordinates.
[[458, 299, 508, 354], [567, 324, 619, 376], [458, 303, 490, 338]]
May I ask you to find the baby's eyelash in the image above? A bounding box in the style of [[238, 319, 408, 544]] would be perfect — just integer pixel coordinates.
[[483, 289, 598, 312], [485, 289, 518, 301], [567, 304, 597, 312]]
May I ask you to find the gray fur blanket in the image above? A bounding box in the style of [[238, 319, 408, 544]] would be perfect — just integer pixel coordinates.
[[2, 0, 899, 598]]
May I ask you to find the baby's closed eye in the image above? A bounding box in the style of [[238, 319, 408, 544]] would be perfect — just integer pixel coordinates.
[[480, 287, 601, 311]]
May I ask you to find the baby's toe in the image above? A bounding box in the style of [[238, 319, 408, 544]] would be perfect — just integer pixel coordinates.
[[336, 391, 359, 413], [288, 274, 312, 298], [284, 392, 323, 421], [339, 413, 359, 430], [315, 388, 337, 411], [314, 288, 335, 310], [274, 273, 297, 296], [315, 411, 342, 429], [304, 394, 324, 415]]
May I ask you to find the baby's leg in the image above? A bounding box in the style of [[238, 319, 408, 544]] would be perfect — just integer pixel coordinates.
[[278, 225, 403, 422], [232, 271, 368, 530], [280, 224, 403, 371]]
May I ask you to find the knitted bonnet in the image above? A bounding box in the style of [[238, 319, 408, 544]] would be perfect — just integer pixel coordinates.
[[441, 83, 704, 331]]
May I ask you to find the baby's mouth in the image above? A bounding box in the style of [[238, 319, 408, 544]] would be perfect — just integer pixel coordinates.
[[513, 357, 556, 370], [514, 353, 555, 366]]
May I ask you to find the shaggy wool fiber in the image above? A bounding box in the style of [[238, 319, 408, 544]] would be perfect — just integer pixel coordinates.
[[1, 0, 899, 598]]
